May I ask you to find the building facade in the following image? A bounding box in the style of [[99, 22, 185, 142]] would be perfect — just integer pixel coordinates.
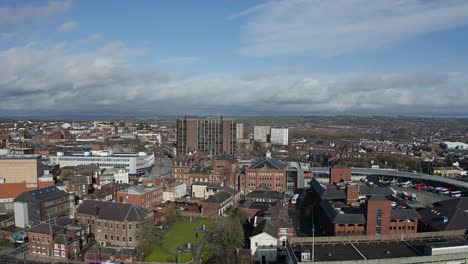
[[0, 155, 43, 187], [117, 186, 163, 209], [176, 116, 237, 156], [253, 126, 271, 143], [75, 200, 152, 248], [14, 186, 74, 228], [270, 128, 289, 146], [241, 158, 287, 193], [50, 151, 155, 175]]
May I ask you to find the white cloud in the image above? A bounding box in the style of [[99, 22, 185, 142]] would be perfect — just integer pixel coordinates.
[[235, 0, 468, 57], [0, 41, 467, 116], [57, 20, 78, 33], [0, 0, 72, 26]]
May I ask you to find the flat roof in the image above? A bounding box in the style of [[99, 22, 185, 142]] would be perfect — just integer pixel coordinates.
[[0, 154, 41, 160]]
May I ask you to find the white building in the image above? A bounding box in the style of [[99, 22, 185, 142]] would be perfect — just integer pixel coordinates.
[[114, 170, 130, 184], [271, 128, 289, 145], [163, 181, 187, 201], [236, 123, 244, 139], [254, 126, 271, 143], [250, 218, 278, 263], [50, 151, 155, 175]]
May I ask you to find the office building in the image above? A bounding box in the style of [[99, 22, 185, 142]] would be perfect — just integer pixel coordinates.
[[50, 151, 155, 175], [14, 186, 74, 228], [270, 128, 289, 145], [0, 155, 43, 188], [236, 123, 244, 139], [176, 116, 237, 156], [253, 126, 271, 143]]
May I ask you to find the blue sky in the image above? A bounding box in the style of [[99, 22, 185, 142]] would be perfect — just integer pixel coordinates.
[[1, 0, 468, 116]]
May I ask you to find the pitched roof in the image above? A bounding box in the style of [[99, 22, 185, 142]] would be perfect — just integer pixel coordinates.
[[419, 197, 468, 231], [76, 200, 150, 222], [320, 200, 366, 225], [249, 158, 286, 170], [391, 209, 421, 220], [251, 219, 278, 238], [28, 223, 63, 235], [204, 191, 232, 204], [216, 154, 237, 164], [245, 189, 284, 201], [54, 234, 79, 245], [14, 186, 67, 202]]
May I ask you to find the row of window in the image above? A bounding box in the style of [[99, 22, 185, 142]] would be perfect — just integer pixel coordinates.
[[58, 157, 131, 162], [87, 218, 138, 230], [103, 234, 133, 242], [390, 226, 415, 230]]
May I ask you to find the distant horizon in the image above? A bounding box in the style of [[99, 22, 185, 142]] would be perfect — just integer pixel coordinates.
[[1, 1, 468, 116]]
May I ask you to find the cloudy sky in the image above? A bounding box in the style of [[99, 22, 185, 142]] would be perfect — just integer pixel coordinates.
[[1, 0, 468, 117]]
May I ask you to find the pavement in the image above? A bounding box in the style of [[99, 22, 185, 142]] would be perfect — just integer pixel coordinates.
[[392, 186, 452, 208]]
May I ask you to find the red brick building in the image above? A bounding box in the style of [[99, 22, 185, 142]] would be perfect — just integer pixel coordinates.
[[329, 166, 352, 183], [117, 186, 162, 209], [240, 158, 287, 193]]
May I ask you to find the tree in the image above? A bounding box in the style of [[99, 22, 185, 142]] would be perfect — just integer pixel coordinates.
[[165, 203, 180, 224], [60, 168, 75, 181], [138, 219, 161, 247], [204, 216, 244, 263]]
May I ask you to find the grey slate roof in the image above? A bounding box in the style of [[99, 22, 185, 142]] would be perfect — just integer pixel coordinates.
[[54, 234, 78, 244], [14, 186, 67, 203], [252, 219, 278, 238], [245, 189, 285, 201], [204, 191, 232, 204], [391, 209, 421, 220], [419, 197, 468, 231], [76, 200, 150, 222], [216, 154, 237, 164], [320, 200, 366, 225], [249, 158, 286, 170], [28, 223, 63, 235]]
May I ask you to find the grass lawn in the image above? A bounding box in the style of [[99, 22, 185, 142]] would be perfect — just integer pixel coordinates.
[[146, 219, 214, 263], [0, 239, 14, 249]]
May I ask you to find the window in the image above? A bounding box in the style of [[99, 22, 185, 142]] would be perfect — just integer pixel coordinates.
[[61, 251, 65, 258], [54, 244, 58, 249], [129, 237, 132, 242], [136, 224, 139, 229], [128, 224, 132, 229], [104, 222, 107, 228], [61, 244, 65, 250], [117, 236, 119, 241], [123, 224, 125, 230], [116, 224, 119, 229], [105, 234, 108, 240], [376, 209, 382, 235], [98, 221, 101, 227], [123, 237, 126, 242], [87, 218, 90, 224], [110, 235, 113, 240]]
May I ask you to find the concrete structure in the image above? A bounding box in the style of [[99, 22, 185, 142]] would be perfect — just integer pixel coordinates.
[[309, 167, 468, 189], [14, 186, 74, 228], [51, 151, 155, 175], [253, 126, 271, 143], [117, 185, 162, 209], [270, 128, 289, 146], [75, 200, 152, 248], [0, 155, 43, 188], [176, 116, 237, 156], [286, 162, 313, 195], [236, 123, 244, 139]]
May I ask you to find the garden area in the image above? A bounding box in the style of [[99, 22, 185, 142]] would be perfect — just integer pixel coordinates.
[[145, 219, 215, 263]]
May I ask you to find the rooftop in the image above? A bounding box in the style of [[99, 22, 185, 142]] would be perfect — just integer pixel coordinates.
[[76, 200, 150, 222]]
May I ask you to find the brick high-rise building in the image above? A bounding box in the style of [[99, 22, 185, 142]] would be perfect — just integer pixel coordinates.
[[176, 116, 236, 156]]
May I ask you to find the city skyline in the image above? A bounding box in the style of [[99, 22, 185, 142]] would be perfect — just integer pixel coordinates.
[[1, 0, 468, 116]]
